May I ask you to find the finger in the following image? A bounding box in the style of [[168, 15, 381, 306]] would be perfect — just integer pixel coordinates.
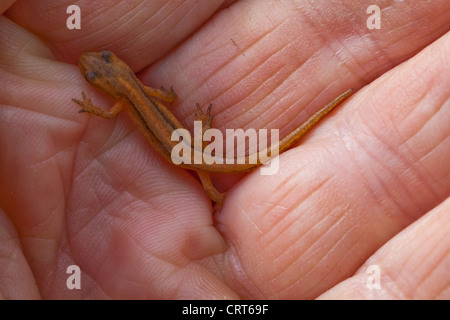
[[6, 0, 225, 68], [145, 0, 450, 133], [218, 31, 450, 298], [0, 207, 40, 299], [319, 197, 450, 299]]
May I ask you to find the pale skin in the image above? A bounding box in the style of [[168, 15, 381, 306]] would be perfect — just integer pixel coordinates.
[[0, 0, 449, 299]]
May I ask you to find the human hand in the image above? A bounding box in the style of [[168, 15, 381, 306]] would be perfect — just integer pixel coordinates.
[[0, 0, 449, 299]]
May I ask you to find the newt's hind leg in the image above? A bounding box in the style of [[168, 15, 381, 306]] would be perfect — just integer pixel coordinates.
[[195, 103, 214, 131], [194, 104, 224, 212], [194, 102, 215, 154], [196, 170, 225, 213]]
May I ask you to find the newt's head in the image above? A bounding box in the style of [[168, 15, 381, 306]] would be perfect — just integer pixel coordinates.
[[77, 50, 135, 98]]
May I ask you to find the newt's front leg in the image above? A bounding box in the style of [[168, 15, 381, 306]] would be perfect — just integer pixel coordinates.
[[73, 91, 125, 119]]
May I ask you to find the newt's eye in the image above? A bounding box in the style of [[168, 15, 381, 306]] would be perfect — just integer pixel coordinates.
[[86, 70, 98, 81], [101, 50, 112, 63]]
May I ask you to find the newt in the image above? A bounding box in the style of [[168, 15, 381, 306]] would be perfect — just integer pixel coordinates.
[[73, 50, 352, 210]]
